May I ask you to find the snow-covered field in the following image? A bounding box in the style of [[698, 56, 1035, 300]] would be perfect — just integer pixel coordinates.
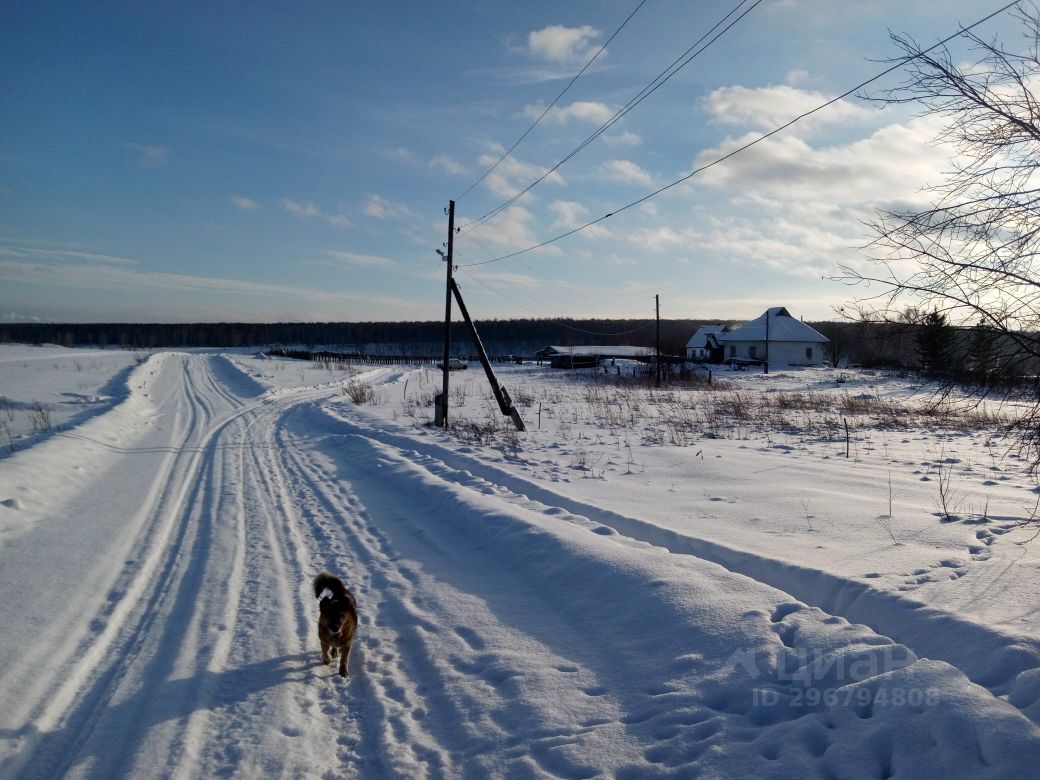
[[2, 345, 1040, 778]]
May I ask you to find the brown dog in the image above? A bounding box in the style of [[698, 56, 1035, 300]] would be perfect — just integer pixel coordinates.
[[313, 571, 358, 678]]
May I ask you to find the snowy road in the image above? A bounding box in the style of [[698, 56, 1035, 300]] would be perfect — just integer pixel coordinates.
[[2, 354, 1040, 778]]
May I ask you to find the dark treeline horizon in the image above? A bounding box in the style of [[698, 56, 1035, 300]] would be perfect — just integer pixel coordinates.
[[1, 318, 757, 357], [2, 317, 968, 372]]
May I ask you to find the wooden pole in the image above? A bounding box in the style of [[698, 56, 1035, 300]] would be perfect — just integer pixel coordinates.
[[764, 307, 770, 375], [439, 200, 455, 427], [450, 279, 525, 431], [655, 294, 661, 388]]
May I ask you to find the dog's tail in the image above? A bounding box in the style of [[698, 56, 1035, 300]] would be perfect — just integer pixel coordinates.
[[313, 571, 347, 600]]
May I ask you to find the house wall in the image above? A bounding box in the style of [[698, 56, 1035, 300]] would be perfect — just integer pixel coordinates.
[[771, 342, 825, 366], [724, 341, 763, 361], [724, 341, 826, 367]]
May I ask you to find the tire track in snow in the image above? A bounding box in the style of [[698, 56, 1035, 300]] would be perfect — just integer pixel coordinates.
[[0, 355, 208, 777], [274, 401, 641, 778], [167, 389, 347, 778], [1, 356, 288, 778], [280, 404, 739, 777], [274, 405, 453, 778]]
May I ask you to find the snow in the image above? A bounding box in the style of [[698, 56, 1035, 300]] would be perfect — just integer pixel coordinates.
[[1, 348, 1039, 777]]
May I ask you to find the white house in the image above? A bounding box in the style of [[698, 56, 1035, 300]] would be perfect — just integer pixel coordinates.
[[685, 325, 727, 362], [718, 307, 829, 368]]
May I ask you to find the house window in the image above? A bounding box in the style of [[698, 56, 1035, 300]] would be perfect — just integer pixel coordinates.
[[805, 347, 813, 359], [749, 346, 757, 358]]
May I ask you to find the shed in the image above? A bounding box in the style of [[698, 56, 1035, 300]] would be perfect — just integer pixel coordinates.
[[685, 325, 728, 362], [536, 345, 656, 368]]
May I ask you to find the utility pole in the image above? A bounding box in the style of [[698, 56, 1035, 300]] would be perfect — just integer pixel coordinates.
[[655, 294, 661, 387], [764, 307, 770, 375], [439, 200, 456, 427]]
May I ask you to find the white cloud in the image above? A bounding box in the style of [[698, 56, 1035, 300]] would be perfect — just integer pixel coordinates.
[[548, 200, 611, 239], [693, 215, 854, 278], [548, 200, 589, 228], [526, 24, 600, 63], [0, 259, 403, 305], [626, 225, 690, 253], [477, 144, 565, 199], [603, 130, 642, 147], [317, 250, 395, 268], [429, 154, 468, 176], [521, 100, 614, 124], [475, 205, 539, 249], [785, 69, 811, 87], [279, 199, 320, 219], [467, 206, 562, 258], [231, 196, 261, 211], [385, 147, 418, 164], [363, 194, 413, 220], [462, 268, 540, 289], [701, 84, 873, 131], [124, 142, 170, 168], [600, 159, 654, 187], [0, 242, 137, 266], [631, 111, 958, 281], [693, 116, 949, 207], [279, 198, 352, 228]]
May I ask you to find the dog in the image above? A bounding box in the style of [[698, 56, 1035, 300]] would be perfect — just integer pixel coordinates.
[[313, 571, 358, 678]]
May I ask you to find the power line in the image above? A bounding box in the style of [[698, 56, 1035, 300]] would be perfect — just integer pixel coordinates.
[[456, 267, 656, 337], [458, 0, 762, 236], [459, 0, 1022, 269], [455, 0, 648, 203], [458, 229, 641, 313]]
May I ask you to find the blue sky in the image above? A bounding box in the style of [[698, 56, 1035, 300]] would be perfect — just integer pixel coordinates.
[[0, 0, 1022, 324]]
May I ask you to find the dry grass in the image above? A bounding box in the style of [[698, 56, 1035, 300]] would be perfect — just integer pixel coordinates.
[[560, 379, 1015, 448], [344, 380, 380, 405], [424, 369, 1018, 456]]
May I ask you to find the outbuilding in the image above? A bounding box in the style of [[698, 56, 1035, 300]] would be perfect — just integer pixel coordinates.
[[685, 325, 728, 362], [536, 345, 656, 368]]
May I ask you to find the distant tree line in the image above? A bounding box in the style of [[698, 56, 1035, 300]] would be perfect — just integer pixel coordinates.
[[0, 319, 707, 357], [1, 317, 1034, 384]]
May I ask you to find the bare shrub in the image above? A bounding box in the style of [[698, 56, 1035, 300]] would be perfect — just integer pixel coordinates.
[[344, 380, 376, 404], [451, 383, 468, 406], [402, 390, 436, 418], [512, 387, 535, 407], [29, 401, 52, 432], [449, 411, 504, 446]]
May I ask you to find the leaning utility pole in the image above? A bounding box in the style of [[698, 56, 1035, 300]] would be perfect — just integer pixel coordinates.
[[450, 279, 525, 431], [655, 294, 661, 387], [439, 200, 456, 427]]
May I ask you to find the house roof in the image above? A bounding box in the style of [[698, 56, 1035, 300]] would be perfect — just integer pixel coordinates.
[[719, 307, 829, 343], [685, 325, 727, 349]]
